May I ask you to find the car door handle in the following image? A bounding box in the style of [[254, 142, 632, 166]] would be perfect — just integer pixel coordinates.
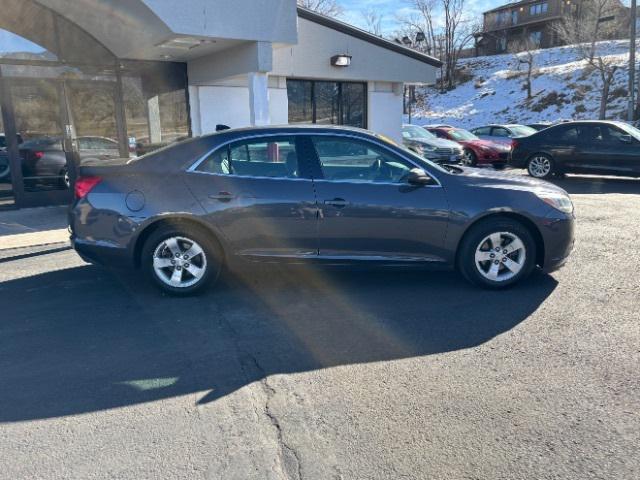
[[324, 198, 349, 208], [209, 191, 235, 202]]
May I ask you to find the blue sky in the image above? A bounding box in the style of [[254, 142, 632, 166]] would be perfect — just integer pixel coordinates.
[[337, 0, 632, 35], [338, 0, 507, 34]]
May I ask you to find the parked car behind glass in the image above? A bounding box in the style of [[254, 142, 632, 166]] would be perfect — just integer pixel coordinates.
[[511, 120, 640, 179], [471, 124, 537, 147], [401, 124, 463, 164], [426, 126, 511, 168], [70, 125, 575, 296]]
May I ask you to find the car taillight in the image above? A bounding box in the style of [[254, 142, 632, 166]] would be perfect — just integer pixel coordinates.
[[34, 151, 44, 159], [74, 176, 102, 199], [511, 140, 518, 150]]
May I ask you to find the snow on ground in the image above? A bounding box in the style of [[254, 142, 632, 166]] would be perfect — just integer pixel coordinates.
[[410, 39, 635, 129]]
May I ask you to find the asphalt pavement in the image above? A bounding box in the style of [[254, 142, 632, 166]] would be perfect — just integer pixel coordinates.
[[0, 174, 638, 480]]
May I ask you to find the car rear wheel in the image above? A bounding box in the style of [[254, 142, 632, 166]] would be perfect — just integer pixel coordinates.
[[142, 226, 222, 296], [462, 149, 477, 166], [458, 218, 536, 289], [527, 154, 554, 179]]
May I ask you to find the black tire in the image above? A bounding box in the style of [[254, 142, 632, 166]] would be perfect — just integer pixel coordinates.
[[60, 167, 70, 189], [141, 225, 222, 296], [462, 149, 477, 166], [526, 153, 555, 179], [458, 217, 537, 289]]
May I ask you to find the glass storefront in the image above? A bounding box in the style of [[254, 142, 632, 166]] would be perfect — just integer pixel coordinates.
[[0, 0, 190, 208], [287, 79, 367, 129]]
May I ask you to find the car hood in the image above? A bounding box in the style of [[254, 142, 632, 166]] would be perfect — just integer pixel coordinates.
[[454, 166, 568, 194]]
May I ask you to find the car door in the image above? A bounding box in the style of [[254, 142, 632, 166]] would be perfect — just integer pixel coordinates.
[[490, 127, 513, 146], [573, 125, 619, 175], [543, 125, 580, 172], [601, 125, 640, 175], [308, 134, 450, 263], [471, 126, 492, 142], [184, 135, 319, 260]]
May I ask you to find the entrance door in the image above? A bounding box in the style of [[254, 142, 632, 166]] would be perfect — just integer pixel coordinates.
[[8, 79, 72, 206]]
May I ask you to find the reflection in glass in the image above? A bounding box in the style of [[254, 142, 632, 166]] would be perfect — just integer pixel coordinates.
[[122, 62, 190, 157], [341, 83, 365, 128], [286, 80, 366, 129], [287, 80, 313, 124], [0, 104, 16, 206], [11, 82, 68, 191], [315, 82, 340, 125]]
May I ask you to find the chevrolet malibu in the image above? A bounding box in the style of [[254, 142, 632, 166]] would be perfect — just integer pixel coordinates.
[[70, 126, 575, 295]]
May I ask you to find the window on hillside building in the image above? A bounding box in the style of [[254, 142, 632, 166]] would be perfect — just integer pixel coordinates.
[[530, 2, 548, 16]]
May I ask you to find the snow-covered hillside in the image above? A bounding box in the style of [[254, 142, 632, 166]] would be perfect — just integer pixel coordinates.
[[412, 40, 635, 128]]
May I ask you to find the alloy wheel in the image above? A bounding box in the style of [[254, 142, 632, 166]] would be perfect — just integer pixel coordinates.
[[462, 150, 475, 166], [152, 236, 208, 288], [528, 156, 551, 178], [474, 231, 526, 282]]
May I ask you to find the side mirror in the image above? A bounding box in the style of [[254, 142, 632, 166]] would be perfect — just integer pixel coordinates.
[[619, 134, 633, 144], [407, 168, 433, 186]]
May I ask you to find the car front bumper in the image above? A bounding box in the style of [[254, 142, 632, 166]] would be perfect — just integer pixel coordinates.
[[539, 211, 575, 273]]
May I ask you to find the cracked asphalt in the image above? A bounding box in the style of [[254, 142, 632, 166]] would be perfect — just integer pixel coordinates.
[[0, 174, 638, 480]]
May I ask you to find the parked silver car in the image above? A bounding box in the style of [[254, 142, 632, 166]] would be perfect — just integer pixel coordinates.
[[402, 124, 463, 164], [470, 124, 537, 147]]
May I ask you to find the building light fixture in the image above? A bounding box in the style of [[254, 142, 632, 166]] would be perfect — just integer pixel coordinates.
[[331, 54, 352, 67]]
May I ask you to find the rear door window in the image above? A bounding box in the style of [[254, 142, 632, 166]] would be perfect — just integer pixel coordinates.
[[491, 127, 511, 137], [197, 136, 302, 178], [473, 127, 491, 136]]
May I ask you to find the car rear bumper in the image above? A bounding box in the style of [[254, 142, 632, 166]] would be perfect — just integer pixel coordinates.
[[72, 236, 134, 268]]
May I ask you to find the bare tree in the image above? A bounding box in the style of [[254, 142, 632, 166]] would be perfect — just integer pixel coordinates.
[[361, 7, 383, 36], [403, 0, 477, 90], [554, 0, 623, 119], [297, 0, 343, 17], [509, 37, 538, 100]]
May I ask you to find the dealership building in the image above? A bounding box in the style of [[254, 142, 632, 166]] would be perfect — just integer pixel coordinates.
[[0, 0, 439, 209]]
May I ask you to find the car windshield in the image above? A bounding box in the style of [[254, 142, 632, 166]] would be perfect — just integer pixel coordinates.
[[448, 129, 477, 141], [402, 125, 437, 140], [615, 122, 640, 141], [509, 125, 537, 137]]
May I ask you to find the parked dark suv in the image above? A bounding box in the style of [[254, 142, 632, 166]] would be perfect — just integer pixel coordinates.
[[70, 126, 575, 295], [511, 120, 640, 179]]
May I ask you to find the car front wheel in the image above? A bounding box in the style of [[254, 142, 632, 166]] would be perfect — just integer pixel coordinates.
[[142, 226, 222, 295], [462, 149, 477, 166], [527, 154, 554, 179], [458, 218, 536, 289]]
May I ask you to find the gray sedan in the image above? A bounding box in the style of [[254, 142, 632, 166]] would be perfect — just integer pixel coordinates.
[[70, 125, 575, 295]]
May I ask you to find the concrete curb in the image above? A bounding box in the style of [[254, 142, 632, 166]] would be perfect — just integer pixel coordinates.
[[0, 229, 70, 251]]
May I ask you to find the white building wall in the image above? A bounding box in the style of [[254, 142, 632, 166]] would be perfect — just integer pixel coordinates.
[[190, 75, 289, 135], [367, 82, 404, 143]]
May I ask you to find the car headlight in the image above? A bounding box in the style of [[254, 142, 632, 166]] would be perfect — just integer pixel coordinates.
[[536, 191, 574, 214]]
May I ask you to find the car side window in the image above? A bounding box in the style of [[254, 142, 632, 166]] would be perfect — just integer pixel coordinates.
[[546, 126, 578, 143], [603, 126, 629, 146], [197, 136, 301, 178], [432, 130, 447, 138], [473, 127, 491, 136], [311, 136, 414, 184], [492, 127, 510, 137]]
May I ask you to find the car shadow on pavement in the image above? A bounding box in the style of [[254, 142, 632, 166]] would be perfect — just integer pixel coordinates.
[[0, 263, 557, 422]]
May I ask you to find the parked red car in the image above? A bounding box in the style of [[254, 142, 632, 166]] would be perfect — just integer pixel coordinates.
[[426, 126, 511, 168]]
